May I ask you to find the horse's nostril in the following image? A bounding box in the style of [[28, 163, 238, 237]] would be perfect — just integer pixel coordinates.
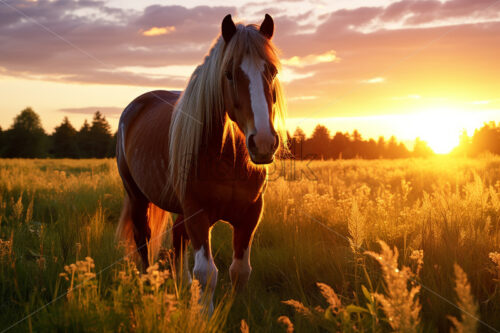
[[248, 134, 257, 152], [272, 133, 279, 150]]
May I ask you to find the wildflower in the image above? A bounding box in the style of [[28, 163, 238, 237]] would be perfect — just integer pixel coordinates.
[[489, 252, 500, 267], [410, 249, 424, 276], [0, 238, 12, 261], [189, 279, 202, 319]]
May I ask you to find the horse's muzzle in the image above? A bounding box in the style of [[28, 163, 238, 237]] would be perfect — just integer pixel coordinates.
[[249, 153, 275, 165]]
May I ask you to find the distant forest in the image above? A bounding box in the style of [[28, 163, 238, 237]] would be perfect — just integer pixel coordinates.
[[0, 108, 116, 158], [288, 121, 500, 159], [0, 107, 498, 159]]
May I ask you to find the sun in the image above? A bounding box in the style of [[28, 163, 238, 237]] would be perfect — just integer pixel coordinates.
[[410, 107, 470, 154]]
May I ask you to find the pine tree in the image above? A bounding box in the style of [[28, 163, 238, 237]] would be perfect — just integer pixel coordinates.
[[52, 117, 78, 158], [89, 111, 113, 158], [0, 126, 3, 156], [77, 120, 93, 158]]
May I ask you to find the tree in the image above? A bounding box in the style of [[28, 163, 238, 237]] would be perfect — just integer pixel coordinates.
[[413, 138, 434, 157], [331, 132, 349, 159], [351, 130, 363, 157], [377, 136, 386, 158], [470, 122, 500, 156], [308, 124, 331, 159], [77, 120, 93, 158], [293, 127, 306, 143], [3, 107, 48, 157], [89, 111, 113, 158], [52, 117, 78, 158], [386, 136, 399, 159], [0, 126, 3, 156]]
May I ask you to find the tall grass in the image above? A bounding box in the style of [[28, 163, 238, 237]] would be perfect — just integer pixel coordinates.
[[1, 156, 500, 331]]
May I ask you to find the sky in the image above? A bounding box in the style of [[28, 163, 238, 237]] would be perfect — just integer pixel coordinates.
[[0, 0, 499, 153]]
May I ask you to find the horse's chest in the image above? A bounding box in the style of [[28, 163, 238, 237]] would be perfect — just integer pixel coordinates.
[[194, 163, 265, 211]]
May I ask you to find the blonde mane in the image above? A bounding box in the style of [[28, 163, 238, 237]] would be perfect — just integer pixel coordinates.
[[168, 23, 287, 199]]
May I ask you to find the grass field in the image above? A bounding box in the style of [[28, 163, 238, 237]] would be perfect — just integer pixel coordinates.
[[1, 157, 500, 332]]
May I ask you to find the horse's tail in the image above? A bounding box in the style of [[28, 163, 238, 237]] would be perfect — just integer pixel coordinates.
[[145, 202, 171, 262], [116, 194, 171, 264], [116, 194, 138, 262]]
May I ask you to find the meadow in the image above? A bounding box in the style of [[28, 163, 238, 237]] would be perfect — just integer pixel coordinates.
[[0, 157, 499, 332]]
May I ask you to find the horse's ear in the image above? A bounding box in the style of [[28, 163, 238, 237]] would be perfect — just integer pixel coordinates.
[[259, 14, 274, 39], [222, 14, 236, 43]]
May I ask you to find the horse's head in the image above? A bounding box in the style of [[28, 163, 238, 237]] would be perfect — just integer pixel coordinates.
[[220, 14, 284, 165]]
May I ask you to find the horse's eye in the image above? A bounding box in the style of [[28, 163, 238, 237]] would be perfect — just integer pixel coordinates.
[[225, 70, 233, 80]]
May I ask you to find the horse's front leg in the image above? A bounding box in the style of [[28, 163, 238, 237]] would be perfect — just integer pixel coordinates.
[[230, 196, 263, 291], [182, 205, 218, 314]]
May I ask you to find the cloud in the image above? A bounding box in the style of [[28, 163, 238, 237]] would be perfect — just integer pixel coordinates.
[[142, 26, 176, 36], [59, 106, 123, 117], [282, 50, 340, 68], [279, 68, 314, 83], [381, 0, 500, 26], [391, 95, 422, 100], [288, 95, 317, 101], [0, 1, 235, 86], [362, 77, 385, 84], [0, 0, 498, 120]]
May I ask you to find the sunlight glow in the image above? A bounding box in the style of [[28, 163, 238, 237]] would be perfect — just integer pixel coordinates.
[[406, 108, 479, 154]]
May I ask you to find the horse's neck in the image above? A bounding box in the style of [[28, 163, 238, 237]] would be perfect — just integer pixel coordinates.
[[203, 112, 249, 166]]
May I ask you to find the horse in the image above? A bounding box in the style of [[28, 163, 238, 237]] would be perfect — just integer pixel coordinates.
[[115, 14, 287, 313]]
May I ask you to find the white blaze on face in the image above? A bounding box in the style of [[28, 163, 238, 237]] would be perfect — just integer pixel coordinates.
[[240, 56, 274, 153]]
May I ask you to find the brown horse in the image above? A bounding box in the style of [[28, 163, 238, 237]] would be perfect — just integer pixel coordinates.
[[116, 14, 286, 313]]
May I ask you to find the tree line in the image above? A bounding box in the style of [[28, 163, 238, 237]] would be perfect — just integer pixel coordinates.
[[287, 125, 434, 159], [0, 108, 498, 159], [453, 121, 500, 157], [0, 108, 115, 158], [286, 121, 500, 160]]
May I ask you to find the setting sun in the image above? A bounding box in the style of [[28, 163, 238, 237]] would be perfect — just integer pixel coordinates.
[[411, 108, 464, 154]]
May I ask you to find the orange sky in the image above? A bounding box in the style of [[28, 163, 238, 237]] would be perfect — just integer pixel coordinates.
[[0, 0, 499, 153]]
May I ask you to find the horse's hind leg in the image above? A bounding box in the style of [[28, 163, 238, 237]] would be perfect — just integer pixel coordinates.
[[173, 215, 191, 284], [129, 196, 151, 269]]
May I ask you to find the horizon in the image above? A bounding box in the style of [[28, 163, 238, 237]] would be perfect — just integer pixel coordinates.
[[1, 0, 499, 154]]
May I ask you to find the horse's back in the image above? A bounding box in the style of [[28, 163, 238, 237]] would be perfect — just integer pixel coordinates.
[[119, 90, 180, 131], [117, 90, 182, 213]]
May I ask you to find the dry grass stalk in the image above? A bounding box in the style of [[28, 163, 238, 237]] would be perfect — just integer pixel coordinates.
[[365, 240, 421, 332], [240, 319, 249, 333], [316, 282, 341, 313], [282, 299, 313, 318], [348, 200, 366, 253], [447, 264, 479, 333], [277, 316, 294, 333]]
